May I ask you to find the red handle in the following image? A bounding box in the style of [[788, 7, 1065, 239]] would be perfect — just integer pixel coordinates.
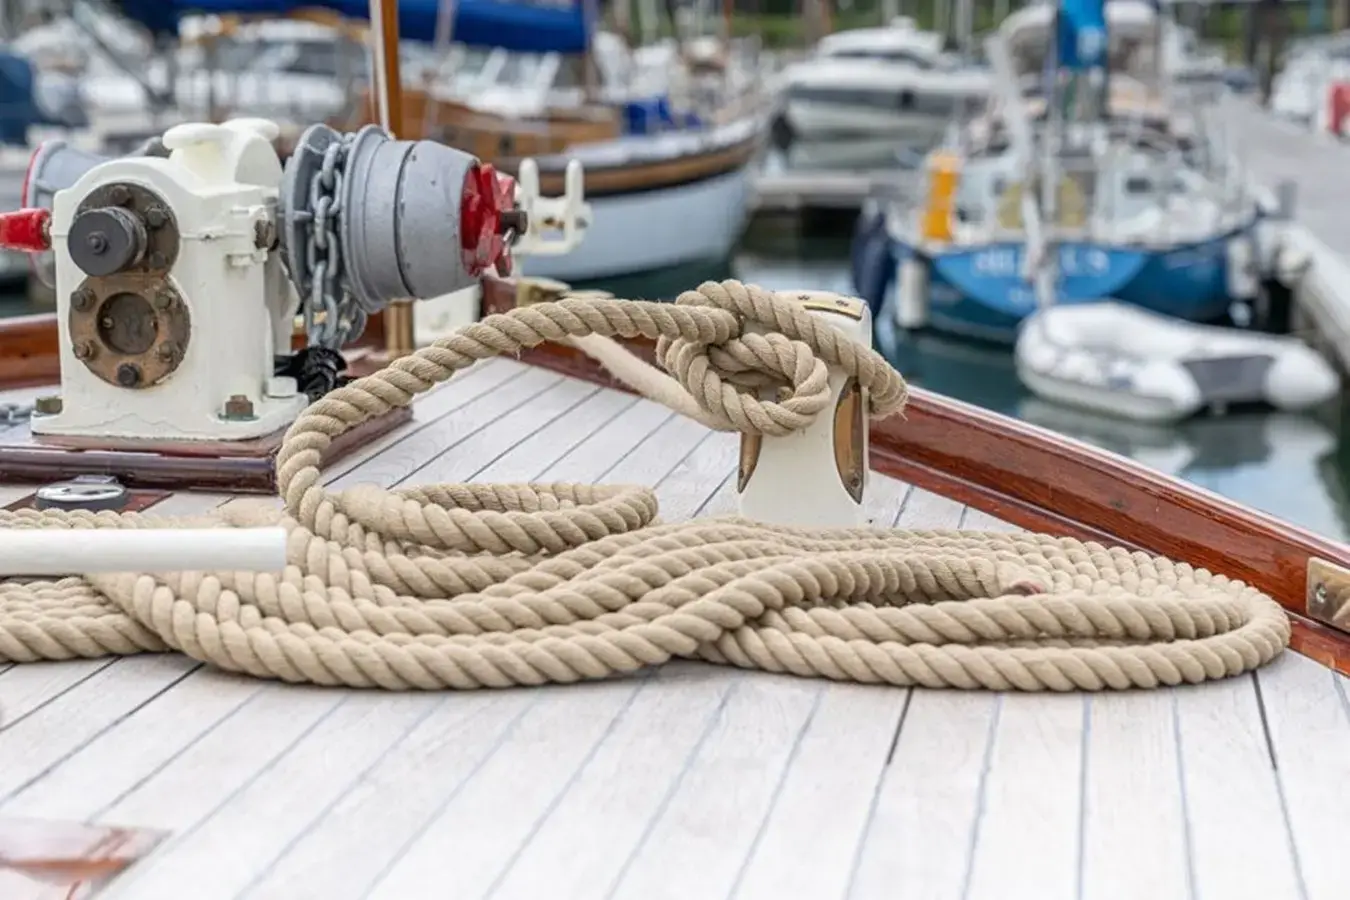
[[460, 163, 517, 278], [0, 208, 51, 253]]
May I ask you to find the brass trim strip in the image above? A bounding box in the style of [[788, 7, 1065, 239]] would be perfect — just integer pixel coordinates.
[[738, 432, 762, 494], [833, 377, 865, 504], [800, 296, 866, 321]]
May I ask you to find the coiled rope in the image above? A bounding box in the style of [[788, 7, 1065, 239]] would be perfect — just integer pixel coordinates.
[[0, 281, 1290, 691]]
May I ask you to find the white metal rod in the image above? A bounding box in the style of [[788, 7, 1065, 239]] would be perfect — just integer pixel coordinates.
[[0, 528, 288, 576], [368, 0, 391, 130]]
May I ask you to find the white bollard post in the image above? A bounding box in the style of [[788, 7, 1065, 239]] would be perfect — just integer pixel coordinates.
[[737, 291, 872, 529], [0, 528, 289, 576]]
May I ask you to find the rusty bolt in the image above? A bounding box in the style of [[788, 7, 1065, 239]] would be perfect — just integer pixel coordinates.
[[499, 209, 528, 237], [223, 394, 255, 420], [144, 207, 168, 228], [71, 288, 94, 311], [107, 185, 131, 206], [154, 290, 174, 311], [253, 219, 276, 250], [148, 250, 168, 269], [73, 340, 96, 360], [156, 342, 177, 361], [115, 363, 141, 387], [33, 395, 62, 415]]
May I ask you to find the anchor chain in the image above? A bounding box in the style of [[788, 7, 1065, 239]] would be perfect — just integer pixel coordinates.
[[292, 133, 365, 350]]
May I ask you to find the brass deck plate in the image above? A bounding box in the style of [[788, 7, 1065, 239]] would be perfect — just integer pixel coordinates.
[[798, 295, 866, 321], [1306, 557, 1350, 632]]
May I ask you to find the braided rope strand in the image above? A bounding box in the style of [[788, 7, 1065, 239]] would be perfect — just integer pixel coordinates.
[[0, 281, 1291, 691]]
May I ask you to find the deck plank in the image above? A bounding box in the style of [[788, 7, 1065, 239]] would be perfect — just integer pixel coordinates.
[[408, 377, 600, 485], [1253, 651, 1350, 900], [722, 683, 909, 900], [1077, 692, 1190, 900], [0, 668, 262, 822], [0, 656, 200, 805], [237, 402, 712, 900], [0, 367, 1336, 900], [962, 698, 1087, 900], [102, 690, 448, 900], [675, 471, 913, 899], [368, 678, 650, 900], [328, 363, 559, 492], [844, 483, 984, 900], [474, 666, 742, 900], [1175, 675, 1303, 900], [604, 675, 827, 900], [96, 371, 702, 898], [0, 659, 118, 731], [847, 689, 997, 900]]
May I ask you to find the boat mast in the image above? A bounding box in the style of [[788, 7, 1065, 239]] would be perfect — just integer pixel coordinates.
[[368, 0, 416, 358]]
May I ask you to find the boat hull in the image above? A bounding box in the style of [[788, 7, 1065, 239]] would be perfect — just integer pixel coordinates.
[[894, 232, 1247, 344], [517, 166, 752, 282], [783, 95, 956, 142]]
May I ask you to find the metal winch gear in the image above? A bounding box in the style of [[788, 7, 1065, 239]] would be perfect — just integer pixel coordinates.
[[280, 123, 519, 348]]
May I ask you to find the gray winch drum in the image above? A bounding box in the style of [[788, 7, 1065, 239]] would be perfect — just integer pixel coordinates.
[[282, 123, 481, 316]]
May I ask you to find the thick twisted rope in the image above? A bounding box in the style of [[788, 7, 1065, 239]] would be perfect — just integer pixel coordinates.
[[0, 281, 1290, 691]]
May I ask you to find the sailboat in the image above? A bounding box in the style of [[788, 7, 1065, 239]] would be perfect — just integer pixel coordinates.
[[329, 0, 770, 282], [853, 0, 1267, 345], [0, 1, 1347, 897]]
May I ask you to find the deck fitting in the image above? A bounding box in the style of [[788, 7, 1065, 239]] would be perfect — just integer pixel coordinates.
[[1307, 557, 1350, 633]]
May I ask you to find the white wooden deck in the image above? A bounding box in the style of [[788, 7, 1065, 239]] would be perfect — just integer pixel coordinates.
[[2, 358, 1349, 900]]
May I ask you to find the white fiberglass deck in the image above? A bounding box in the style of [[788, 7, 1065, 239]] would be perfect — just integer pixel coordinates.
[[1, 358, 1348, 900]]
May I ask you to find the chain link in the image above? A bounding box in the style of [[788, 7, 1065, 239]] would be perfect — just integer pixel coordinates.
[[297, 133, 365, 350]]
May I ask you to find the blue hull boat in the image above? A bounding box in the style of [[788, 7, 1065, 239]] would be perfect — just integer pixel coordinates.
[[883, 228, 1254, 345], [851, 0, 1270, 347]]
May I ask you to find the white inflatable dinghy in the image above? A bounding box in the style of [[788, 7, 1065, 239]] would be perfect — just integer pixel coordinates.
[[1015, 302, 1341, 424]]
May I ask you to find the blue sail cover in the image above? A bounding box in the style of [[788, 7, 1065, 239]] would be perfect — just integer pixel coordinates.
[[118, 0, 592, 54], [0, 51, 38, 145], [1056, 0, 1108, 70]]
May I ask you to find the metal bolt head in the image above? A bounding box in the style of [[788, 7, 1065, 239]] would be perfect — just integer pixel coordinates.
[[144, 207, 168, 228], [107, 185, 131, 206], [73, 340, 96, 360], [115, 363, 141, 387], [153, 290, 174, 311], [87, 232, 108, 254], [222, 394, 256, 420], [148, 250, 168, 269], [71, 288, 94, 311], [33, 395, 62, 415], [156, 342, 177, 361], [253, 219, 276, 250]]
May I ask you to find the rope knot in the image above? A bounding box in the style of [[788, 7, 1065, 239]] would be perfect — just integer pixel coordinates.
[[651, 280, 909, 436]]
